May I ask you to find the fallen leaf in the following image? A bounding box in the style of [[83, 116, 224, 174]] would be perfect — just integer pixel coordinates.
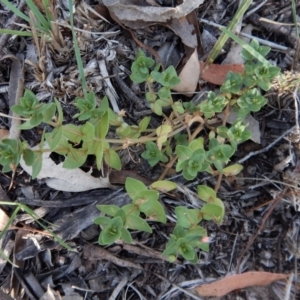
[[200, 61, 244, 85], [0, 129, 9, 141], [0, 208, 9, 231], [104, 0, 203, 53], [20, 143, 112, 192], [194, 271, 288, 297], [173, 49, 200, 96], [103, 0, 204, 23]]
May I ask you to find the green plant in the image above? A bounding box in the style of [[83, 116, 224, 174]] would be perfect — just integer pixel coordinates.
[[0, 0, 53, 36], [94, 178, 225, 263], [94, 178, 168, 245], [0, 0, 283, 263]]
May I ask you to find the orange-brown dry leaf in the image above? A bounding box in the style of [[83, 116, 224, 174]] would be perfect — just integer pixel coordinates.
[[200, 61, 244, 85], [0, 129, 9, 141], [194, 271, 288, 297]]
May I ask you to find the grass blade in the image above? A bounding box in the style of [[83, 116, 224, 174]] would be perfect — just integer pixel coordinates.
[[68, 0, 88, 97], [0, 205, 20, 265], [0, 29, 32, 36], [220, 27, 271, 65], [205, 0, 253, 65], [26, 0, 51, 32], [21, 205, 73, 251], [0, 202, 73, 266], [291, 0, 299, 38], [42, 0, 53, 24], [0, 0, 30, 23]]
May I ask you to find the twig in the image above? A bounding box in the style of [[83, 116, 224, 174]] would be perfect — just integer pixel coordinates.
[[199, 18, 288, 51], [153, 272, 204, 300], [236, 187, 288, 272], [237, 126, 296, 164], [109, 276, 129, 300], [244, 0, 268, 18]]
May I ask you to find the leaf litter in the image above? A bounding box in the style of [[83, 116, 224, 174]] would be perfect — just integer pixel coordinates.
[[0, 0, 300, 299]]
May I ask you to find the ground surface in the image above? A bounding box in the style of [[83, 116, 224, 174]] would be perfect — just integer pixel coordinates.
[[0, 0, 300, 299]]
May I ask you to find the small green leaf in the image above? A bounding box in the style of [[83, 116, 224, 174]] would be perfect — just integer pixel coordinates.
[[175, 207, 199, 228], [197, 185, 217, 202], [42, 103, 56, 123], [96, 205, 120, 217], [172, 101, 184, 114], [177, 238, 196, 261], [162, 239, 177, 257], [150, 101, 163, 116], [81, 122, 95, 141], [138, 116, 151, 132], [122, 204, 140, 216], [185, 226, 207, 240], [55, 98, 64, 125], [141, 141, 168, 167], [120, 227, 132, 243], [150, 180, 177, 193], [188, 138, 204, 151], [145, 201, 166, 223], [31, 154, 43, 179], [104, 148, 121, 170], [222, 164, 243, 176], [62, 124, 82, 143], [156, 124, 172, 150], [220, 71, 243, 93], [125, 178, 148, 200], [45, 126, 63, 151], [134, 190, 159, 212], [172, 225, 186, 239], [126, 215, 152, 233], [22, 149, 35, 166], [94, 216, 111, 226], [101, 216, 123, 245], [200, 203, 223, 222], [175, 145, 192, 160], [63, 147, 87, 169], [99, 111, 109, 139], [95, 141, 104, 170]]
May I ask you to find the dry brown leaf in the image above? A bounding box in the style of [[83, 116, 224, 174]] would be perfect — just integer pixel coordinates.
[[194, 271, 289, 297], [104, 0, 203, 50], [20, 143, 112, 192], [103, 0, 204, 23], [0, 129, 9, 141], [172, 49, 199, 96], [200, 61, 244, 85], [0, 208, 9, 231]]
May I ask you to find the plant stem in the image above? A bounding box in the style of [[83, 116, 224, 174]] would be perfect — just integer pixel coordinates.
[[214, 103, 231, 192]]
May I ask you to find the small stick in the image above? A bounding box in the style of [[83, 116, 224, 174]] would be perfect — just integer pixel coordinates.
[[237, 126, 296, 164]]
